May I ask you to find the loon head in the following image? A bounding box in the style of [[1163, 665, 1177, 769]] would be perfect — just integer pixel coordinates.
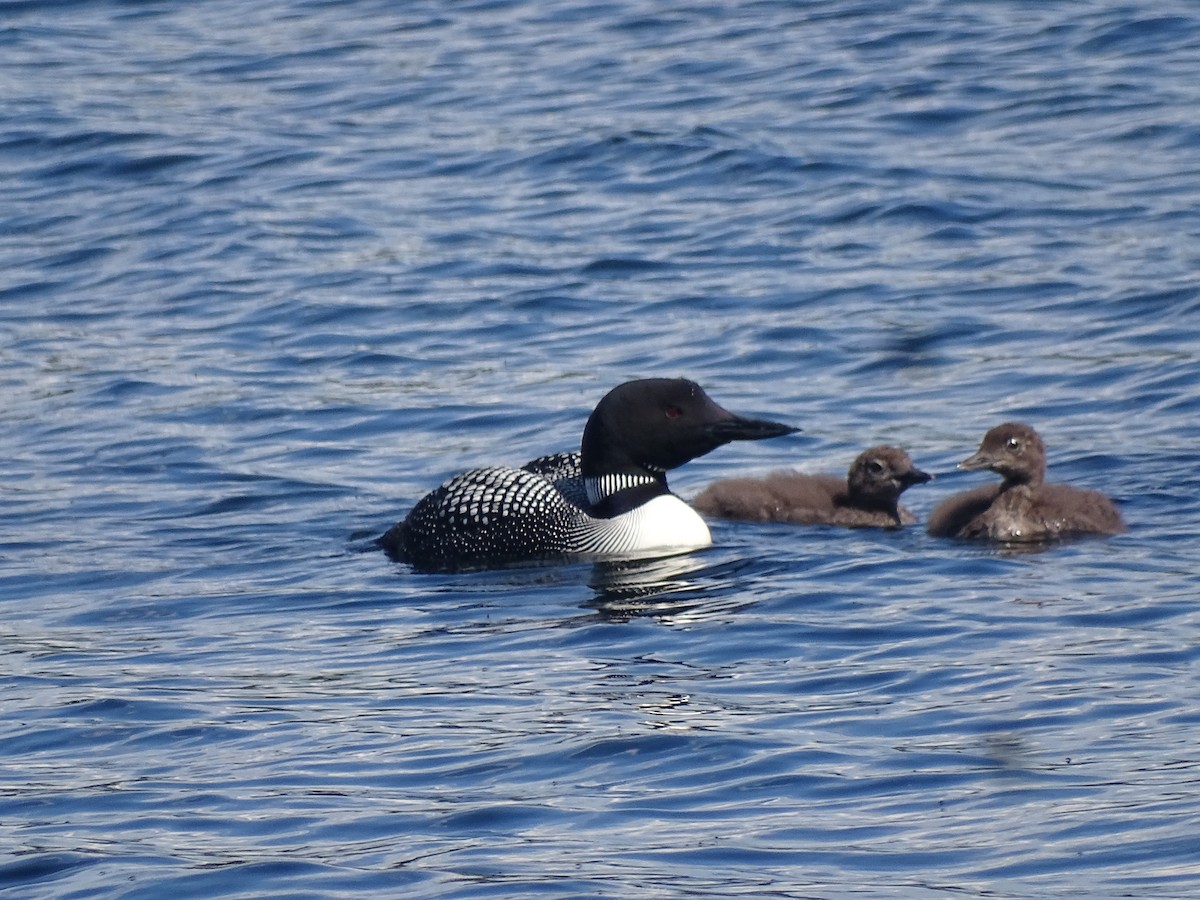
[[580, 378, 798, 479], [846, 446, 932, 509], [958, 422, 1047, 487]]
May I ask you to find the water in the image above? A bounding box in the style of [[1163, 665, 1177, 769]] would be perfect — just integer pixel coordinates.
[[3, 1, 1200, 897]]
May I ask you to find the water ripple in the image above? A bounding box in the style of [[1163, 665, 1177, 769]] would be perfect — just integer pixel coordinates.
[[3, 1, 1200, 898]]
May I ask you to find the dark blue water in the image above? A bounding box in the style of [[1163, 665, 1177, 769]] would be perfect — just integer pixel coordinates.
[[3, 1, 1200, 897]]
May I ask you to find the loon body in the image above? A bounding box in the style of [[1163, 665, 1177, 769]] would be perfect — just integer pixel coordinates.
[[926, 422, 1125, 542], [692, 445, 931, 528], [379, 378, 797, 572]]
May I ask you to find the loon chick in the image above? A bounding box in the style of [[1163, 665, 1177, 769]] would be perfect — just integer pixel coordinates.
[[692, 445, 931, 528], [379, 378, 797, 571], [926, 422, 1125, 542]]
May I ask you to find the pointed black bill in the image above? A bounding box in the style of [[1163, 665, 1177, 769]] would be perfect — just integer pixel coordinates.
[[903, 468, 933, 486], [707, 416, 799, 443]]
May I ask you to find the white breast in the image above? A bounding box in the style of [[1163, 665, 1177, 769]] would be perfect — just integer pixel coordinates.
[[575, 494, 712, 557]]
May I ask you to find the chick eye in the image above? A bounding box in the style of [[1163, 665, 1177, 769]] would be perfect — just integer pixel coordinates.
[[1006, 437, 1021, 451], [664, 405, 683, 419], [866, 460, 885, 475]]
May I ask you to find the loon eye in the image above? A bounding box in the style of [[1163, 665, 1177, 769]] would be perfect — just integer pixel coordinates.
[[664, 405, 683, 419], [1006, 437, 1021, 451], [866, 460, 885, 475]]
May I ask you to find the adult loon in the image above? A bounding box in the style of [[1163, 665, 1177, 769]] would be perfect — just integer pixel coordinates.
[[926, 422, 1125, 542], [379, 378, 797, 571], [692, 445, 931, 528]]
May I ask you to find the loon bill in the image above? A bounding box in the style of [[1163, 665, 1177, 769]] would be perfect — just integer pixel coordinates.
[[378, 378, 798, 572]]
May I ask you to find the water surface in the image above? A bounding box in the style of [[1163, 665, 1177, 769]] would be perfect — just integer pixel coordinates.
[[3, 1, 1200, 897]]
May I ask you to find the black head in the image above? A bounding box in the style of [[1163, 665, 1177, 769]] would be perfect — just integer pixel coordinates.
[[580, 378, 798, 478], [959, 422, 1046, 486], [846, 445, 932, 506]]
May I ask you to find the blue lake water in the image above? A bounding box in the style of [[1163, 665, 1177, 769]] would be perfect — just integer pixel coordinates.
[[3, 1, 1200, 897]]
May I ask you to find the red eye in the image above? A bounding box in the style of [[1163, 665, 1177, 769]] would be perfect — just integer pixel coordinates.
[[665, 405, 682, 419]]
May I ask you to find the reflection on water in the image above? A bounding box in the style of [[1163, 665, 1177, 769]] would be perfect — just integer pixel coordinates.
[[585, 553, 760, 622]]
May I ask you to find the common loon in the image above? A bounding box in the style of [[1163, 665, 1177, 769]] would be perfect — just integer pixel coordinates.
[[379, 378, 798, 571], [926, 422, 1125, 542], [692, 445, 930, 528]]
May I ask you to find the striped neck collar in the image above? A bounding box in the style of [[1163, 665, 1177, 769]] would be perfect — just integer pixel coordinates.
[[585, 472, 663, 507]]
